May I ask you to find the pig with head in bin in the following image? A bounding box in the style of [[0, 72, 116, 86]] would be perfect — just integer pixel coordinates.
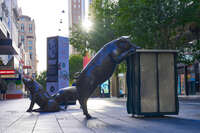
[[76, 36, 139, 119], [23, 36, 139, 119]]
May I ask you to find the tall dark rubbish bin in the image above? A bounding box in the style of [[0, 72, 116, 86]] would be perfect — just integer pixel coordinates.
[[126, 50, 179, 116]]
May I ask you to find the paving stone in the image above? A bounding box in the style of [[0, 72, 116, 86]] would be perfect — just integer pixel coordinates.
[[0, 98, 200, 133], [62, 128, 93, 133]]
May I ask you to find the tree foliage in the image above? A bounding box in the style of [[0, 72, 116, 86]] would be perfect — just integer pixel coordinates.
[[70, 0, 200, 64], [69, 25, 90, 56], [117, 0, 199, 48], [69, 0, 119, 54], [69, 54, 83, 81], [116, 0, 200, 64], [36, 71, 47, 90]]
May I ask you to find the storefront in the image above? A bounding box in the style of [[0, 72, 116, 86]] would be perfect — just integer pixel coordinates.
[[0, 39, 25, 99], [118, 73, 127, 97], [177, 66, 186, 95], [0, 70, 24, 99], [177, 63, 200, 95]]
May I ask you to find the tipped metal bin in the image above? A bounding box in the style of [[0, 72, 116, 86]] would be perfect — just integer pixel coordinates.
[[126, 50, 179, 116]]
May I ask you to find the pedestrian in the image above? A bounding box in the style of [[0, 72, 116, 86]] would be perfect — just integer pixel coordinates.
[[0, 78, 7, 100]]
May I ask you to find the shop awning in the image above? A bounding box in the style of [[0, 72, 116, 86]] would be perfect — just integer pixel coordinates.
[[0, 39, 18, 55]]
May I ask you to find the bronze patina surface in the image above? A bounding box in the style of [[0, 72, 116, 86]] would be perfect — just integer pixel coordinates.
[[76, 36, 138, 119], [23, 78, 60, 112]]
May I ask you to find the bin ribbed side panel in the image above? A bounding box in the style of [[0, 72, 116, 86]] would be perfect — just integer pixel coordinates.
[[158, 53, 176, 112], [140, 53, 157, 113]]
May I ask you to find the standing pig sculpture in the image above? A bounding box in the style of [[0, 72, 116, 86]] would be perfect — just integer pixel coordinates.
[[23, 78, 60, 112], [76, 36, 139, 119]]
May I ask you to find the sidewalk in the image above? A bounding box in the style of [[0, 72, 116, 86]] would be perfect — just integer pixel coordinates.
[[0, 98, 200, 133], [106, 95, 200, 103], [178, 95, 200, 102]]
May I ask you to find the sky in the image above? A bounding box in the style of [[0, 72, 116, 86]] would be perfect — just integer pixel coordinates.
[[18, 0, 69, 73]]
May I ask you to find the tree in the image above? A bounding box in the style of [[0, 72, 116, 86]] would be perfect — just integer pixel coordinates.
[[69, 0, 119, 54], [115, 0, 200, 64], [117, 0, 197, 47], [69, 0, 200, 96], [69, 55, 83, 82], [69, 25, 90, 56], [71, 0, 200, 53], [36, 71, 47, 90]]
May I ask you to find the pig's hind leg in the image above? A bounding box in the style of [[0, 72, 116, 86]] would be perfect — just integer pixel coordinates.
[[79, 97, 91, 119]]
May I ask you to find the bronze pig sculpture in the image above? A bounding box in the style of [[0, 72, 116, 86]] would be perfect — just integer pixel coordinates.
[[76, 36, 139, 119], [23, 78, 60, 112], [53, 86, 78, 110]]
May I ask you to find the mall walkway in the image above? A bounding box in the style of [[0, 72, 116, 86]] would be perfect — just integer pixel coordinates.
[[0, 97, 200, 133]]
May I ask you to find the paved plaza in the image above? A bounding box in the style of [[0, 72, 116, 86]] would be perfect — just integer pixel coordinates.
[[0, 97, 200, 133]]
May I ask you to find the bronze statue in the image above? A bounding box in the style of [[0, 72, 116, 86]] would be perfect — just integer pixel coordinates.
[[23, 78, 77, 112], [23, 36, 138, 119], [23, 78, 60, 112], [76, 36, 139, 119], [53, 86, 78, 110]]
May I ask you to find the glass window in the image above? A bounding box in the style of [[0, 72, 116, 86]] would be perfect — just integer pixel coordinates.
[[74, 0, 76, 2], [78, 4, 80, 8], [29, 24, 32, 32], [20, 17, 24, 21], [74, 5, 76, 8], [78, 0, 80, 3], [21, 24, 24, 32], [30, 52, 32, 59], [21, 35, 24, 43], [28, 41, 32, 45], [29, 46, 32, 50]]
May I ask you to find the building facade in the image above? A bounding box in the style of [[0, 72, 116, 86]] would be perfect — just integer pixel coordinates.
[[0, 0, 25, 99], [18, 15, 37, 78], [68, 0, 85, 27]]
